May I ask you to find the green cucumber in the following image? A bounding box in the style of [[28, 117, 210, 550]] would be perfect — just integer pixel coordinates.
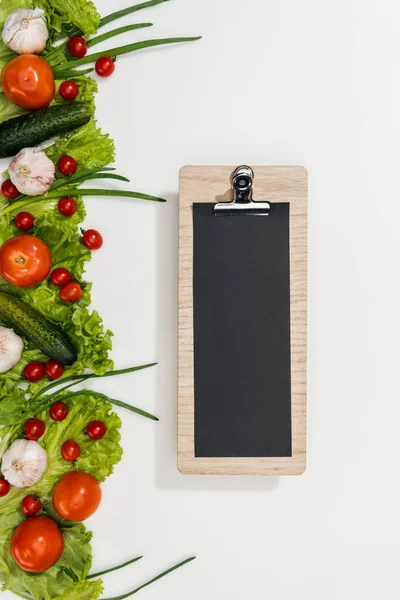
[[0, 103, 93, 159], [0, 292, 77, 365]]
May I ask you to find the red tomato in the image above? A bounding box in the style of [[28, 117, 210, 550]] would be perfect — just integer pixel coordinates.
[[59, 282, 83, 303], [82, 229, 103, 250], [95, 56, 116, 77], [24, 361, 45, 383], [21, 495, 41, 517], [67, 37, 87, 58], [1, 55, 55, 110], [58, 155, 77, 176], [45, 361, 64, 380], [59, 80, 79, 100], [0, 235, 52, 288], [11, 516, 64, 573], [58, 197, 77, 217], [50, 268, 71, 287], [86, 421, 107, 440], [24, 419, 46, 440], [53, 472, 101, 521], [15, 212, 35, 232], [1, 179, 19, 199], [61, 440, 81, 462], [49, 402, 69, 422], [0, 478, 10, 497]]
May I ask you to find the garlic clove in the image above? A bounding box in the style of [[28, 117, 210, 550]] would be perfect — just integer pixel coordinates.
[[2, 8, 49, 55], [1, 439, 47, 488], [0, 326, 24, 374], [9, 147, 55, 196]]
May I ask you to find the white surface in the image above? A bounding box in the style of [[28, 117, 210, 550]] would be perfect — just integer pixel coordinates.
[[3, 0, 400, 598]]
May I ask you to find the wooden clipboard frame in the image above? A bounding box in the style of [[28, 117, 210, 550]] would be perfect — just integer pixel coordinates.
[[178, 166, 308, 475]]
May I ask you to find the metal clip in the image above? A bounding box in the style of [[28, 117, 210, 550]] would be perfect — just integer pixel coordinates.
[[214, 166, 271, 216]]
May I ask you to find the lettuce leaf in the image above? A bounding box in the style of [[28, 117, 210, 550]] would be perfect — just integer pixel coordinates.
[[40, 0, 100, 38], [0, 392, 121, 599]]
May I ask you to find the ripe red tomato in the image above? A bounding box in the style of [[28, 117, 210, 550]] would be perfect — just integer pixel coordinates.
[[24, 419, 46, 440], [59, 282, 83, 303], [53, 472, 101, 522], [45, 360, 64, 380], [11, 516, 64, 573], [15, 212, 35, 232], [50, 402, 69, 422], [21, 495, 41, 517], [1, 179, 19, 199], [95, 56, 115, 77], [82, 229, 103, 250], [1, 55, 55, 110], [59, 80, 79, 100], [61, 440, 81, 462], [0, 478, 10, 497], [50, 268, 71, 287], [86, 421, 107, 440], [24, 361, 45, 383], [67, 37, 87, 58], [0, 235, 52, 288], [58, 155, 77, 176], [58, 197, 77, 217]]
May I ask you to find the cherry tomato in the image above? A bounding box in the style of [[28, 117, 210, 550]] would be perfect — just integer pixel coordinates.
[[1, 55, 55, 111], [15, 212, 35, 232], [24, 361, 46, 383], [0, 235, 52, 288], [67, 36, 88, 58], [59, 282, 83, 303], [50, 267, 71, 287], [24, 419, 46, 440], [58, 197, 77, 217], [11, 516, 64, 573], [59, 80, 79, 100], [95, 56, 116, 78], [58, 155, 77, 176], [53, 471, 101, 522], [61, 440, 81, 462], [45, 360, 64, 380], [86, 421, 107, 440], [0, 478, 10, 497], [82, 229, 103, 250], [21, 495, 41, 517], [1, 179, 19, 199], [50, 402, 69, 422]]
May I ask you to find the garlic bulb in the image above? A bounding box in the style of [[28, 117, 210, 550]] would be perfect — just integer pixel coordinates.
[[0, 326, 23, 374], [9, 147, 55, 196], [1, 8, 49, 55], [1, 439, 47, 488]]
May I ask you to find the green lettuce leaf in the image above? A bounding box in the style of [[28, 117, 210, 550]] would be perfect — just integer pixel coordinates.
[[41, 0, 100, 38], [46, 118, 115, 170], [55, 579, 103, 600]]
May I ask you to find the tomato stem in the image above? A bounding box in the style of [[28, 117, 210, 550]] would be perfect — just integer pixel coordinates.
[[87, 555, 143, 579], [101, 557, 196, 600]]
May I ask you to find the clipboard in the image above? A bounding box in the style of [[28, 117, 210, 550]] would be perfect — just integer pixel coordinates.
[[178, 165, 307, 475]]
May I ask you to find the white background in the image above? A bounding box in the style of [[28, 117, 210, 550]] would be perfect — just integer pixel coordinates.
[[3, 0, 400, 598]]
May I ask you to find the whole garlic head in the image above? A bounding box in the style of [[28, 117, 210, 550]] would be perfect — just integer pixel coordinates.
[[9, 147, 55, 196], [1, 439, 47, 488], [1, 8, 49, 55], [0, 326, 23, 374]]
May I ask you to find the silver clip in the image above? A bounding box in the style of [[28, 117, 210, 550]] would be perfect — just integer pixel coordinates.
[[214, 166, 271, 216]]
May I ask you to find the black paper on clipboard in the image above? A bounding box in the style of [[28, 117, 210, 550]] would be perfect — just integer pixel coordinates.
[[193, 202, 292, 458]]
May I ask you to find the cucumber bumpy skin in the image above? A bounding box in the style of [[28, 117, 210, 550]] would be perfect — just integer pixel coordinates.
[[0, 292, 77, 365], [0, 103, 93, 159]]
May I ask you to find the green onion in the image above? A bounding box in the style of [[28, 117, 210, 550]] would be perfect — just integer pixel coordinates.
[[87, 556, 143, 579], [31, 363, 157, 400], [53, 37, 201, 73], [0, 189, 166, 216], [87, 24, 153, 48], [101, 557, 196, 600], [53, 68, 95, 79], [100, 0, 170, 28]]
